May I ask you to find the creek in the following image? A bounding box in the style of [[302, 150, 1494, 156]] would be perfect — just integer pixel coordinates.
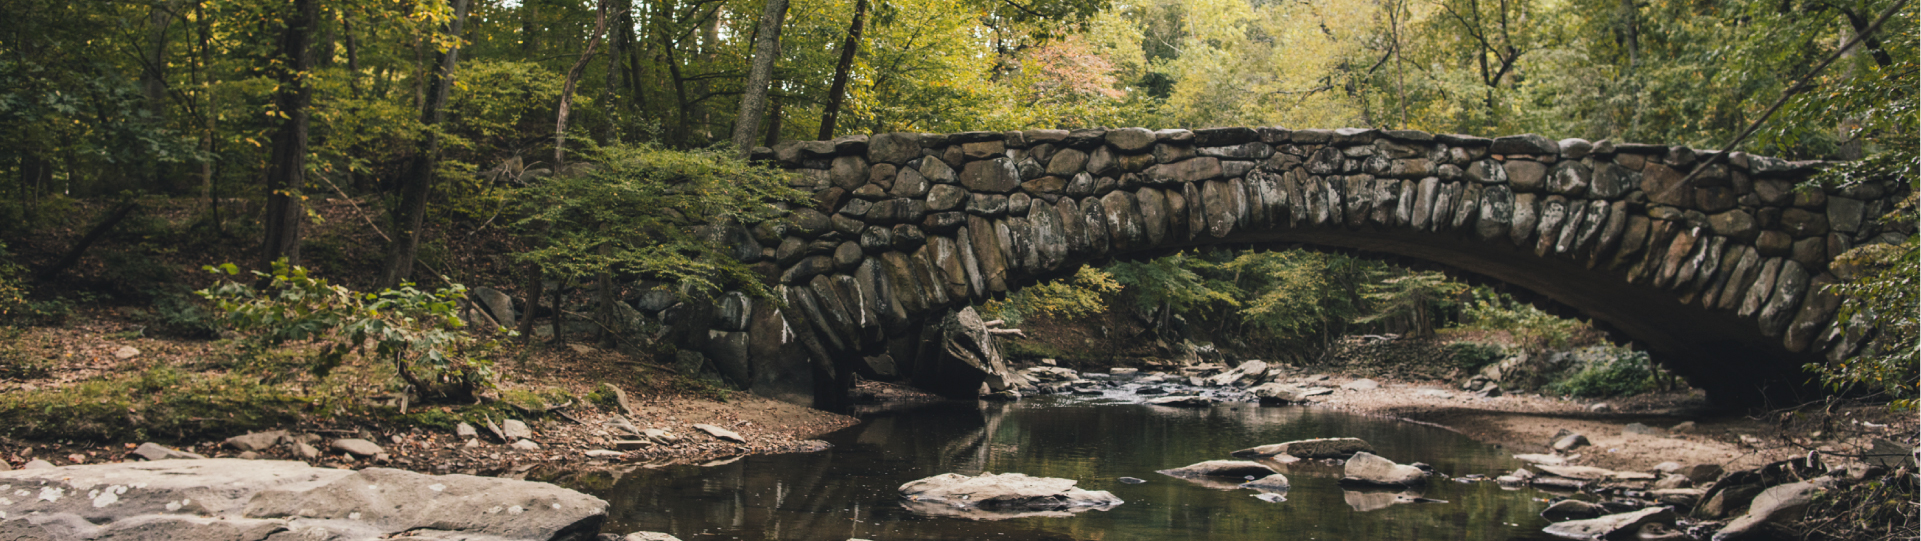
[[569, 389, 1563, 540]]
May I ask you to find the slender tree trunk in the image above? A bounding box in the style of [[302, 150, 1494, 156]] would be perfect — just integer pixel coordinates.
[[524, 0, 611, 344], [1389, 0, 1407, 128], [520, 0, 539, 56], [344, 12, 369, 194], [516, 270, 544, 342], [763, 91, 783, 147], [817, 0, 868, 140], [658, 23, 692, 146], [261, 0, 320, 269], [194, 0, 220, 232], [379, 0, 470, 289], [1618, 0, 1637, 75], [144, 2, 176, 192], [598, 0, 632, 144], [730, 0, 791, 155], [554, 0, 610, 169]]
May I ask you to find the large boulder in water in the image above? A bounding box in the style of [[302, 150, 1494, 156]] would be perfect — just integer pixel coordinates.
[[1340, 451, 1428, 487], [914, 307, 1020, 398], [1232, 437, 1375, 460], [897, 472, 1122, 520], [0, 458, 607, 540]]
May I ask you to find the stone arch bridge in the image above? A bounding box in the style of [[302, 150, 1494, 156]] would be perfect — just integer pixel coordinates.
[[645, 127, 1907, 407]]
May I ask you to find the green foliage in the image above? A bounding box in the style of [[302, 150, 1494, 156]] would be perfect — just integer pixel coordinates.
[[1355, 271, 1467, 338], [1810, 237, 1919, 409], [1456, 287, 1594, 351], [1225, 250, 1377, 343], [199, 260, 499, 402], [983, 266, 1121, 325], [1447, 341, 1505, 371], [1548, 346, 1658, 398], [510, 143, 805, 302], [1106, 252, 1239, 315]]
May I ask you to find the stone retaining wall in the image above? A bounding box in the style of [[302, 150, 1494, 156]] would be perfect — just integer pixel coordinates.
[[644, 127, 1907, 405]]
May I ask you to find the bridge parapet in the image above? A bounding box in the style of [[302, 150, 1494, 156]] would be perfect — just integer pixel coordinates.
[[666, 128, 1908, 405]]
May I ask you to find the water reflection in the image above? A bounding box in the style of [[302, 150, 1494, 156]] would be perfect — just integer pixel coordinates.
[[575, 397, 1561, 540]]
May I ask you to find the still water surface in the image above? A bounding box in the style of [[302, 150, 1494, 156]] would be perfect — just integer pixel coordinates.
[[571, 396, 1561, 540]]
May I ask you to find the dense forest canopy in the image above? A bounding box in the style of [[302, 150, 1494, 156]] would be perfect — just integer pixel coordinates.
[[0, 0, 1913, 400]]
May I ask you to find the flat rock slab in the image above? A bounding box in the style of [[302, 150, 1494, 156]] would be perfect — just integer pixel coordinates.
[[0, 458, 608, 541], [132, 442, 207, 461], [898, 472, 1121, 520], [1513, 453, 1567, 466], [1143, 395, 1216, 407], [1536, 465, 1618, 481], [1156, 460, 1278, 485], [1232, 438, 1374, 460], [692, 424, 746, 443], [1542, 506, 1673, 540]]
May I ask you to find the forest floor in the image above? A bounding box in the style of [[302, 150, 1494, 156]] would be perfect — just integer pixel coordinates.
[[0, 316, 858, 476]]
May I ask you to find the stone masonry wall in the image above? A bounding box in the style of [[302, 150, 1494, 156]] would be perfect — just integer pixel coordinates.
[[653, 127, 1908, 405]]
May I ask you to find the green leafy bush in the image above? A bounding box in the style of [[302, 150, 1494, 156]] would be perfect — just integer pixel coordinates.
[[983, 266, 1121, 325], [510, 143, 805, 304], [0, 241, 68, 327], [1549, 347, 1657, 398], [200, 260, 500, 402], [1447, 341, 1505, 371], [1456, 287, 1594, 351], [1811, 237, 1919, 409]]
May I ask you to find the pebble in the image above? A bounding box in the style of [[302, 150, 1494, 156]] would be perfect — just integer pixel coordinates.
[[332, 438, 385, 457], [510, 440, 541, 451], [501, 420, 534, 440]]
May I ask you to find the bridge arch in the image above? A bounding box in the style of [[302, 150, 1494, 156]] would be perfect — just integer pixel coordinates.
[[679, 127, 1907, 406]]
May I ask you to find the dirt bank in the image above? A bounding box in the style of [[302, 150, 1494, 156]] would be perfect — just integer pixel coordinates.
[[1293, 372, 1915, 473]]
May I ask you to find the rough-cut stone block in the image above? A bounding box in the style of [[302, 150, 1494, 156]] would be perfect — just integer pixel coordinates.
[[1758, 261, 1810, 337], [1505, 160, 1548, 192], [1738, 258, 1786, 318], [960, 158, 1021, 193], [1106, 127, 1156, 152], [1491, 134, 1559, 155]]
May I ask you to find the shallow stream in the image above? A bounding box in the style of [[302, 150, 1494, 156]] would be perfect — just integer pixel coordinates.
[[565, 385, 1568, 541]]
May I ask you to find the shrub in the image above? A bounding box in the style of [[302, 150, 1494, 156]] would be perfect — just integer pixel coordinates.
[[1549, 347, 1657, 398], [1810, 237, 1918, 410], [200, 260, 500, 402], [982, 266, 1121, 325], [1447, 341, 1505, 371], [1456, 287, 1595, 351], [0, 241, 68, 327]]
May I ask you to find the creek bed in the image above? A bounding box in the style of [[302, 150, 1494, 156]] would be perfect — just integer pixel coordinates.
[[567, 388, 1567, 541]]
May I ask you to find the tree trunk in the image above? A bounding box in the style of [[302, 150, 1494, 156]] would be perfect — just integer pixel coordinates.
[[763, 91, 783, 147], [261, 0, 320, 269], [379, 0, 470, 289], [598, 0, 632, 144], [730, 0, 791, 155], [817, 0, 868, 140], [520, 0, 539, 55], [516, 268, 544, 343], [144, 2, 177, 193], [554, 0, 611, 169]]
